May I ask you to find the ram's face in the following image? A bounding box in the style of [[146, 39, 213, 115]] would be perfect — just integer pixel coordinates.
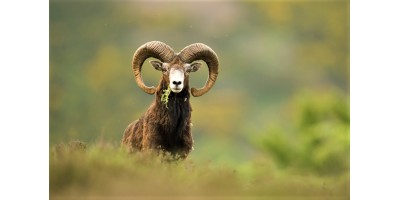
[[168, 67, 185, 93], [150, 61, 201, 93]]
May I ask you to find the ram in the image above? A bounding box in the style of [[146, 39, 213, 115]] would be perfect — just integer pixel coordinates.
[[122, 41, 219, 159]]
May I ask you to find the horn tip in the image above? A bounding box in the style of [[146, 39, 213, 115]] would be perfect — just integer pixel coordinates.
[[191, 88, 202, 97], [144, 86, 156, 95]]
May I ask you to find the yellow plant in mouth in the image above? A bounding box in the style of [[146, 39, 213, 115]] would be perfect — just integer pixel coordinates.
[[161, 86, 171, 109]]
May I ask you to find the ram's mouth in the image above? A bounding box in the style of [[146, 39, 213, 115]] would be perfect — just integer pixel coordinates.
[[170, 87, 182, 93]]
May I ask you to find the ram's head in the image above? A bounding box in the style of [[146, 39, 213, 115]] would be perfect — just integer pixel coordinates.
[[132, 41, 219, 97]]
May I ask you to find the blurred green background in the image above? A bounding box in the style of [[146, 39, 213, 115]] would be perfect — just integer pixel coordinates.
[[50, 0, 349, 176]]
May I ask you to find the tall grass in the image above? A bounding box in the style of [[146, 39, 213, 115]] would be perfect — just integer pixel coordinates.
[[50, 140, 349, 200]]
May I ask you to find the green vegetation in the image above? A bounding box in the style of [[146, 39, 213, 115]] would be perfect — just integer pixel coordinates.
[[50, 140, 349, 199], [255, 88, 349, 175]]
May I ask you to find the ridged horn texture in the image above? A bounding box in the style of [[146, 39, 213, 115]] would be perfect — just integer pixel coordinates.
[[178, 43, 219, 97], [132, 41, 175, 94]]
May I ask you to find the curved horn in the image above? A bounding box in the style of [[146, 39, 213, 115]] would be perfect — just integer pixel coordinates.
[[179, 43, 219, 97], [132, 41, 175, 94]]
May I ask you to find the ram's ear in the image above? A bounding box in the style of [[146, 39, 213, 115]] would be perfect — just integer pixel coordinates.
[[186, 62, 202, 73], [150, 60, 166, 72]]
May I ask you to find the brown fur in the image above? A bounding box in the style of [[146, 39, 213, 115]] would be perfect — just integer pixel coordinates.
[[122, 72, 194, 159]]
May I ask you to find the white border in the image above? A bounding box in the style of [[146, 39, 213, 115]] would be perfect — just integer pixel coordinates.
[[1, 1, 49, 199], [351, 0, 400, 199]]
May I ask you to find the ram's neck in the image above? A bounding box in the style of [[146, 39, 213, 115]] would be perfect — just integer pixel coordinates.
[[152, 81, 191, 136]]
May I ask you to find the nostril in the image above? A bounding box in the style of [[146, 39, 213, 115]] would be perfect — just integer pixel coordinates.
[[173, 81, 182, 85]]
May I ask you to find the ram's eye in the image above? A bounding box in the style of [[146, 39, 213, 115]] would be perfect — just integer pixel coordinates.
[[186, 62, 202, 73]]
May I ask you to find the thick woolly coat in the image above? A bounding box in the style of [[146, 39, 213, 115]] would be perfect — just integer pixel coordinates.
[[122, 81, 193, 159]]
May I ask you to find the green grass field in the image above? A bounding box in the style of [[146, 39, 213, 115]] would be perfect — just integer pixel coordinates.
[[50, 140, 349, 200]]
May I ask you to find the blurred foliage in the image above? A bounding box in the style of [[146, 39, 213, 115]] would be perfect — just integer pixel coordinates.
[[254, 88, 349, 175], [50, 0, 349, 198], [50, 141, 349, 199]]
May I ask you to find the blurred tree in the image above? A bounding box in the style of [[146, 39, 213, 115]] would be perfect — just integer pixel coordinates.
[[255, 88, 349, 175]]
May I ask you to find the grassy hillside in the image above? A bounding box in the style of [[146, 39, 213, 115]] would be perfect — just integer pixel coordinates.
[[50, 141, 349, 200]]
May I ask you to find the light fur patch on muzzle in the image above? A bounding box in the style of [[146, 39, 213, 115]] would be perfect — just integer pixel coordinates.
[[169, 68, 184, 93]]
